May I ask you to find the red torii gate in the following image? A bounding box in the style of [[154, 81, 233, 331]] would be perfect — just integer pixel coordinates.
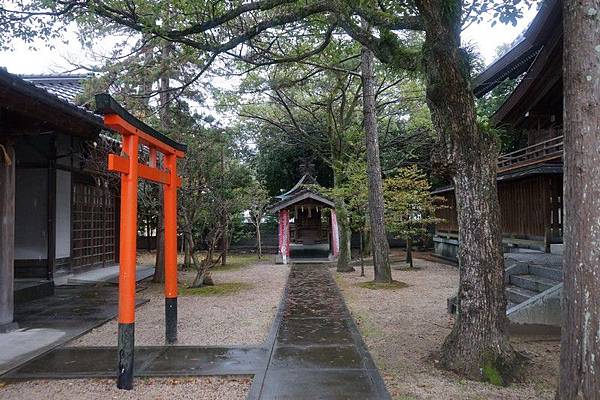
[[95, 94, 186, 390]]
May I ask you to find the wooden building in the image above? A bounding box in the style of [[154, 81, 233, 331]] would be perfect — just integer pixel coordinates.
[[0, 70, 120, 331], [433, 0, 564, 260]]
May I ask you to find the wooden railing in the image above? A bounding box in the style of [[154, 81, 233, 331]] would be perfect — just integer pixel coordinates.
[[498, 135, 563, 172]]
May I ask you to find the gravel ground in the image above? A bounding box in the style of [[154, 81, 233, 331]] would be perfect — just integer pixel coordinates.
[[71, 260, 289, 346], [0, 260, 287, 399], [336, 255, 559, 400], [0, 376, 251, 399]]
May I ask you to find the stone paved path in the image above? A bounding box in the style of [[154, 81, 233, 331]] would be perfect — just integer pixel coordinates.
[[252, 263, 390, 400]]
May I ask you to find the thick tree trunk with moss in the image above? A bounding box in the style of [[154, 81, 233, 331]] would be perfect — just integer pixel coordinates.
[[361, 43, 391, 283], [559, 1, 600, 398], [416, 0, 517, 382]]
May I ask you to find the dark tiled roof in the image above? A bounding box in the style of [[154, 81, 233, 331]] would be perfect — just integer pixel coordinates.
[[20, 74, 91, 104], [0, 69, 104, 135]]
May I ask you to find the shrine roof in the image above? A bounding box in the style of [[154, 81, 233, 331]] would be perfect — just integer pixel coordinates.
[[270, 188, 334, 213]]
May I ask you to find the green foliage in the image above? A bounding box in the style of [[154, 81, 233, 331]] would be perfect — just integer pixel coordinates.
[[320, 160, 369, 233], [383, 165, 442, 241], [179, 125, 254, 259]]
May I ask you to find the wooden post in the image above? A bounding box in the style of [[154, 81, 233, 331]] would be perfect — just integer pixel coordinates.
[[163, 153, 178, 344], [117, 133, 139, 390], [0, 142, 16, 332]]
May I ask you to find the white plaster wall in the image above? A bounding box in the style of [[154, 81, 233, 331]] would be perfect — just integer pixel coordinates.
[[55, 170, 71, 259]]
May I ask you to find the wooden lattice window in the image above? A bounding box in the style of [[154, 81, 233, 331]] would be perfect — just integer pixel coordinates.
[[72, 183, 117, 269]]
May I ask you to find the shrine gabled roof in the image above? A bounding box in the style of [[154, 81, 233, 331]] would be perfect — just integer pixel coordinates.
[[473, 0, 560, 98], [275, 173, 317, 201], [270, 189, 334, 213]]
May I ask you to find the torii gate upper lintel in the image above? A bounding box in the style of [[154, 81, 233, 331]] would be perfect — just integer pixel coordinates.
[[95, 94, 186, 390]]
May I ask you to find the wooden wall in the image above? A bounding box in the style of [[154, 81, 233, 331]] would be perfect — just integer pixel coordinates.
[[435, 174, 563, 240]]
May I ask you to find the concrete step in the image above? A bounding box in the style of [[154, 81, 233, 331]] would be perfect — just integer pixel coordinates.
[[529, 265, 563, 281], [507, 301, 519, 310], [510, 274, 559, 293], [506, 285, 538, 304]]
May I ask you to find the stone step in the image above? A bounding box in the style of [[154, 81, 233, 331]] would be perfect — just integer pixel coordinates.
[[506, 285, 538, 304], [529, 265, 563, 281], [510, 274, 558, 293]]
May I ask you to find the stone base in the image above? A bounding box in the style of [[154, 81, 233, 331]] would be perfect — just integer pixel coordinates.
[[550, 243, 564, 255], [433, 235, 459, 262], [0, 321, 19, 333]]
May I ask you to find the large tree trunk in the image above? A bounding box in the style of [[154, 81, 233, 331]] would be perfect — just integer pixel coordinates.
[[361, 43, 391, 283], [559, 1, 600, 397], [416, 0, 517, 382]]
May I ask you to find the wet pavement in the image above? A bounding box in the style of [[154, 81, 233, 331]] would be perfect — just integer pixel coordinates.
[[0, 285, 148, 375], [251, 263, 390, 400], [2, 346, 266, 379]]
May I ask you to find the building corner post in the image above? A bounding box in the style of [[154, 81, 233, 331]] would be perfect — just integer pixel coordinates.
[[0, 142, 17, 332]]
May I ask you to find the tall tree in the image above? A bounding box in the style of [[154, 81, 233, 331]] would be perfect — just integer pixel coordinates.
[[414, 0, 521, 381], [361, 41, 391, 282], [560, 0, 600, 397]]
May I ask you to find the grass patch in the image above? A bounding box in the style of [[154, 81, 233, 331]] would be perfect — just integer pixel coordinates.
[[356, 280, 409, 290], [211, 254, 259, 272], [180, 282, 253, 296]]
